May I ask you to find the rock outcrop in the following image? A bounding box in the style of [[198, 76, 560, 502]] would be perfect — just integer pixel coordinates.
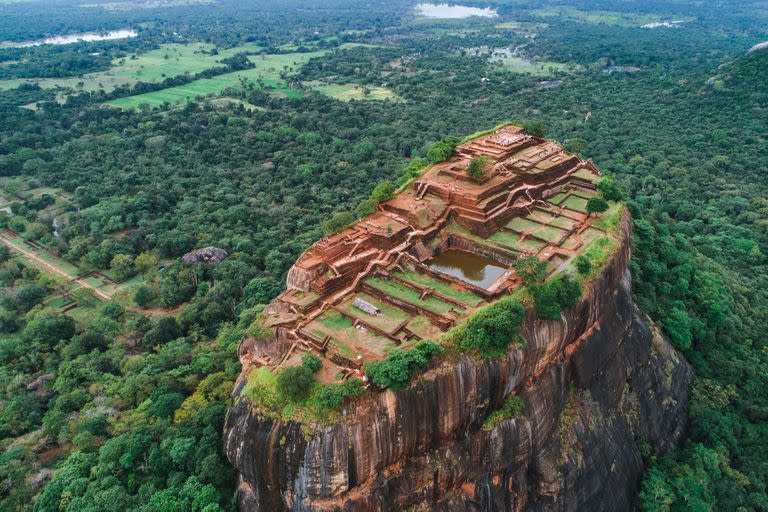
[[181, 246, 229, 264], [224, 214, 692, 511]]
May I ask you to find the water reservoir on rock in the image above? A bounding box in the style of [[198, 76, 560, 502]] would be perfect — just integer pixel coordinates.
[[427, 249, 506, 289]]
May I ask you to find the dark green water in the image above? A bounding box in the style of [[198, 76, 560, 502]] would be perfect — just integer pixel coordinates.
[[428, 249, 506, 289]]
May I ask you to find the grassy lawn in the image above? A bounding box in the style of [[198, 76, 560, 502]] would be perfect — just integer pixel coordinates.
[[572, 168, 600, 183], [527, 210, 557, 224], [0, 42, 263, 93], [66, 304, 101, 325], [395, 269, 484, 306], [496, 21, 548, 34], [581, 227, 604, 245], [590, 202, 624, 231], [488, 230, 523, 250], [548, 192, 568, 205], [366, 277, 456, 316], [506, 217, 541, 232], [339, 293, 411, 333], [310, 82, 400, 101], [549, 215, 579, 230], [562, 195, 588, 212], [529, 7, 664, 26], [492, 56, 580, 77], [522, 238, 546, 250], [304, 309, 396, 358], [406, 315, 443, 340], [531, 224, 567, 243], [107, 50, 325, 109]]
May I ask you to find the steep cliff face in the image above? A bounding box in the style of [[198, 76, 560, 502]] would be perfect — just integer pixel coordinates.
[[224, 215, 693, 511]]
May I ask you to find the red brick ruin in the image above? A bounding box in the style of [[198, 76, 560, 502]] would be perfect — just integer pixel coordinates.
[[255, 125, 608, 380]]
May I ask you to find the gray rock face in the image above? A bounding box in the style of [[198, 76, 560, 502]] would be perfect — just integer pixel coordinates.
[[224, 219, 693, 511], [181, 246, 228, 264]]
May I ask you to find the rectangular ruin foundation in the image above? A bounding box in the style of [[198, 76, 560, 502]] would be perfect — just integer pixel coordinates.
[[261, 125, 612, 378]]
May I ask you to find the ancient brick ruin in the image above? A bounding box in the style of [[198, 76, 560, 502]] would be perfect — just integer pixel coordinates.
[[256, 125, 612, 380]]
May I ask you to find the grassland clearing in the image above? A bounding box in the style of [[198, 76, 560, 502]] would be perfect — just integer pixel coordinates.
[[106, 51, 324, 108], [491, 56, 579, 77], [529, 7, 669, 27], [0, 42, 263, 93], [309, 82, 400, 101]]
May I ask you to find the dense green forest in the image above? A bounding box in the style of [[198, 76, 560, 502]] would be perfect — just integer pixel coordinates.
[[0, 0, 767, 510]]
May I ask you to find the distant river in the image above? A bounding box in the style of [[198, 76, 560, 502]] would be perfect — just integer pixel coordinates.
[[415, 3, 498, 19], [3, 29, 137, 48]]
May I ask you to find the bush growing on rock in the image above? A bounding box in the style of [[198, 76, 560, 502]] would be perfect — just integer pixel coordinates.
[[302, 353, 323, 373], [453, 298, 525, 357], [514, 255, 548, 285], [364, 340, 443, 390], [426, 136, 461, 163], [467, 156, 490, 179], [322, 211, 355, 236], [574, 255, 592, 275], [314, 378, 365, 409], [482, 394, 525, 430], [276, 365, 316, 402], [597, 176, 624, 201], [533, 273, 582, 320], [587, 196, 609, 215]]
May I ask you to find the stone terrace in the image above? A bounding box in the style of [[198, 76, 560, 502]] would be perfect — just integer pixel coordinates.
[[257, 125, 611, 382]]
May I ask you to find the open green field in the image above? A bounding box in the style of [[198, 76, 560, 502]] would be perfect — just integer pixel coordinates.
[[107, 50, 327, 108], [310, 82, 400, 102], [496, 21, 548, 34], [591, 202, 623, 231], [549, 214, 579, 230], [366, 277, 456, 315], [303, 310, 396, 357], [339, 293, 410, 333], [530, 224, 567, 243], [529, 7, 665, 26], [0, 42, 263, 93], [394, 269, 484, 306], [491, 56, 579, 77], [562, 195, 589, 212], [506, 217, 541, 233]]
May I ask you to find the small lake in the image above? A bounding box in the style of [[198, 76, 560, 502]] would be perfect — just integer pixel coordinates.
[[428, 249, 506, 289], [415, 3, 498, 19], [5, 29, 137, 48]]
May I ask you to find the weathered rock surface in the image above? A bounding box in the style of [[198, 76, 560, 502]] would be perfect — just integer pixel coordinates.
[[181, 246, 228, 264], [224, 216, 693, 511]]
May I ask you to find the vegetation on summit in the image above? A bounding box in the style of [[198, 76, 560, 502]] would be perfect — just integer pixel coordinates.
[[0, 0, 766, 510]]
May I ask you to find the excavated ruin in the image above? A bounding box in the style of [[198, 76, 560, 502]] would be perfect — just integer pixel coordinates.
[[224, 126, 692, 511]]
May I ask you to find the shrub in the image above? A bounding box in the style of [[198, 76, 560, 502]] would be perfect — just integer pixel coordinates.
[[586, 196, 609, 215], [322, 211, 355, 236], [522, 120, 547, 137], [597, 176, 624, 201], [533, 274, 582, 320], [482, 394, 525, 430], [314, 378, 365, 409], [398, 157, 430, 185], [276, 365, 316, 402], [454, 298, 525, 357], [574, 255, 592, 275], [302, 353, 323, 373], [467, 156, 490, 179], [364, 340, 443, 390], [514, 255, 548, 285], [101, 300, 125, 319], [134, 285, 157, 308], [370, 180, 395, 202], [427, 139, 458, 163], [355, 197, 378, 218]]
